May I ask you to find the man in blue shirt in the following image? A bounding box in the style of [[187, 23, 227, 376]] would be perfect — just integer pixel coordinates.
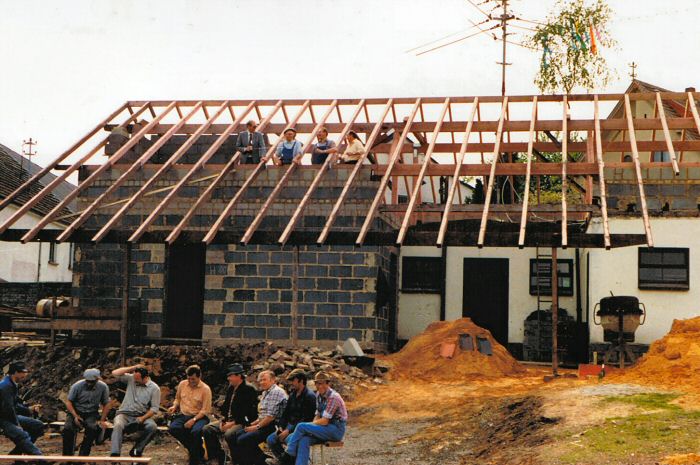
[[0, 361, 44, 456], [62, 368, 111, 456], [272, 129, 304, 165]]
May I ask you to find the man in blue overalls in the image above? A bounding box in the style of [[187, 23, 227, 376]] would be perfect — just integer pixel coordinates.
[[272, 129, 304, 166]]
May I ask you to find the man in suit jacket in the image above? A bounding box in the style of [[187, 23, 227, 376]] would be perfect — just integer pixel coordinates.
[[236, 120, 267, 164]]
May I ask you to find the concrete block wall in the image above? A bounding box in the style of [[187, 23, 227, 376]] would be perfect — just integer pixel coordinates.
[[604, 180, 700, 212], [202, 244, 392, 349]]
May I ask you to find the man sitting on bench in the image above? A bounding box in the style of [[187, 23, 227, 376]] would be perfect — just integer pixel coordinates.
[[279, 372, 347, 465], [62, 368, 110, 457], [0, 361, 44, 456], [168, 365, 212, 465], [109, 364, 161, 458]]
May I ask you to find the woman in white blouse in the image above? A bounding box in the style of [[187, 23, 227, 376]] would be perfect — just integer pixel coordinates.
[[339, 131, 365, 164]]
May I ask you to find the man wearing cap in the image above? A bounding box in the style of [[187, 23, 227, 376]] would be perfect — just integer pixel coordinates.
[[202, 364, 258, 465], [62, 368, 111, 456], [271, 129, 304, 166], [279, 372, 347, 465], [235, 120, 267, 164], [109, 364, 161, 458], [229, 370, 287, 465], [265, 369, 316, 465], [0, 361, 44, 456], [168, 365, 212, 465]]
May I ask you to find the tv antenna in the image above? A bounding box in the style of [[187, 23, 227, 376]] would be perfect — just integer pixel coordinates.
[[409, 0, 542, 95]]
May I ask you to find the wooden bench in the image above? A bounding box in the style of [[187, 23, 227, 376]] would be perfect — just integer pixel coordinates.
[[310, 441, 343, 465], [0, 455, 151, 463]]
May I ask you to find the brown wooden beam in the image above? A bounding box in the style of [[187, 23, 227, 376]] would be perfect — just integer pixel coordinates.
[[561, 97, 569, 249], [478, 98, 509, 247], [594, 95, 611, 249], [356, 98, 422, 245], [93, 101, 232, 242], [518, 96, 538, 248], [656, 92, 680, 175], [317, 99, 394, 244], [203, 100, 307, 245]]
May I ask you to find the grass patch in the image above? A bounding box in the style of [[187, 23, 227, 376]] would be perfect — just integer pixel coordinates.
[[555, 394, 700, 464]]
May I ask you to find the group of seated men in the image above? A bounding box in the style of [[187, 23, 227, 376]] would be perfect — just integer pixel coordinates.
[[235, 119, 367, 166], [0, 360, 347, 465]]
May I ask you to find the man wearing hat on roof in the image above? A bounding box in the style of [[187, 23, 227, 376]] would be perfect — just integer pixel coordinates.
[[271, 128, 304, 166], [62, 368, 110, 457], [235, 120, 267, 164], [202, 364, 258, 465], [278, 371, 347, 465], [264, 369, 317, 465], [0, 361, 44, 456]]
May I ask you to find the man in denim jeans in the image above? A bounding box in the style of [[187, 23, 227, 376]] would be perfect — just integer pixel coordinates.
[[279, 372, 347, 465], [0, 361, 44, 456]]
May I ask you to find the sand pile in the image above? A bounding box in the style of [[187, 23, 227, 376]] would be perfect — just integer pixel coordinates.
[[613, 316, 700, 392], [385, 318, 525, 381]]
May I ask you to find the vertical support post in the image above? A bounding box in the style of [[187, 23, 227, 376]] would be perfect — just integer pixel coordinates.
[[292, 246, 299, 346], [593, 95, 611, 249], [50, 295, 57, 347], [120, 243, 132, 366], [561, 96, 568, 249], [551, 246, 558, 377]]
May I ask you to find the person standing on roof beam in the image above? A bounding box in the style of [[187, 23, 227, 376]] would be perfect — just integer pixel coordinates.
[[310, 128, 337, 165], [272, 128, 304, 165], [236, 120, 267, 164]]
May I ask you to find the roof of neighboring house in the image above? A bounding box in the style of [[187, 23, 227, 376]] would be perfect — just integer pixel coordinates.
[[607, 79, 699, 140], [0, 142, 76, 221]]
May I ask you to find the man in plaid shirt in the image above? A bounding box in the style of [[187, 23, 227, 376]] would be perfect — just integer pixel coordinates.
[[229, 370, 287, 465], [279, 372, 347, 465]]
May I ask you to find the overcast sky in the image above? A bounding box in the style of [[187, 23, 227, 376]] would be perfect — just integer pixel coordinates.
[[1, 0, 698, 170]]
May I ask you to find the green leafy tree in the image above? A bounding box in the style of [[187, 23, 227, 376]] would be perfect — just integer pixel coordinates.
[[529, 0, 616, 94]]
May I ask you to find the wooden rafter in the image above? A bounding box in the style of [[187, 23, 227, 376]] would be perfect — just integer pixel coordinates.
[[278, 100, 366, 245], [166, 101, 282, 244], [594, 95, 612, 249], [561, 96, 568, 248], [437, 98, 478, 247], [202, 100, 308, 245], [239, 100, 339, 245], [0, 103, 128, 212], [655, 92, 681, 175], [128, 101, 256, 243], [57, 102, 204, 243], [317, 99, 394, 244], [356, 98, 422, 246], [518, 96, 538, 248], [624, 94, 654, 247], [397, 98, 450, 245], [20, 102, 176, 243], [477, 97, 509, 248], [688, 92, 700, 138], [92, 101, 232, 243]]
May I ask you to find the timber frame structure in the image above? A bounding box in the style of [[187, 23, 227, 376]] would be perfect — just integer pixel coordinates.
[[3, 91, 700, 250]]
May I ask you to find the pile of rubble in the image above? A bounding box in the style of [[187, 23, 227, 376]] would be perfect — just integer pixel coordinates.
[[0, 342, 386, 422]]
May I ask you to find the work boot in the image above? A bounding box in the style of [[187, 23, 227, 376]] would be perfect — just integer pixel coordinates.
[[265, 457, 280, 465]]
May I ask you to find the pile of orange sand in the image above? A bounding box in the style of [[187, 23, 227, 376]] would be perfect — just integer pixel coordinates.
[[385, 318, 525, 381], [613, 316, 700, 392]]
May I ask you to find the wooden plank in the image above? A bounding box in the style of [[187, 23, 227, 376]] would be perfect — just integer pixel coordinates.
[[477, 97, 509, 247], [166, 101, 281, 244], [129, 101, 257, 243], [278, 100, 366, 245], [561, 96, 568, 248], [20, 102, 176, 243], [594, 95, 611, 249], [202, 100, 308, 245], [396, 98, 450, 245], [57, 102, 204, 243], [239, 100, 339, 245], [0, 102, 128, 212], [688, 91, 700, 138], [12, 319, 121, 331], [356, 98, 422, 246], [92, 101, 232, 242], [0, 103, 149, 234], [437, 98, 479, 247], [0, 455, 150, 463], [624, 94, 654, 247], [518, 96, 538, 248], [316, 99, 394, 244], [656, 92, 681, 175]]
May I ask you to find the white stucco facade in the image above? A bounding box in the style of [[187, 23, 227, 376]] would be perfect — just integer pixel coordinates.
[[0, 204, 73, 282]]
